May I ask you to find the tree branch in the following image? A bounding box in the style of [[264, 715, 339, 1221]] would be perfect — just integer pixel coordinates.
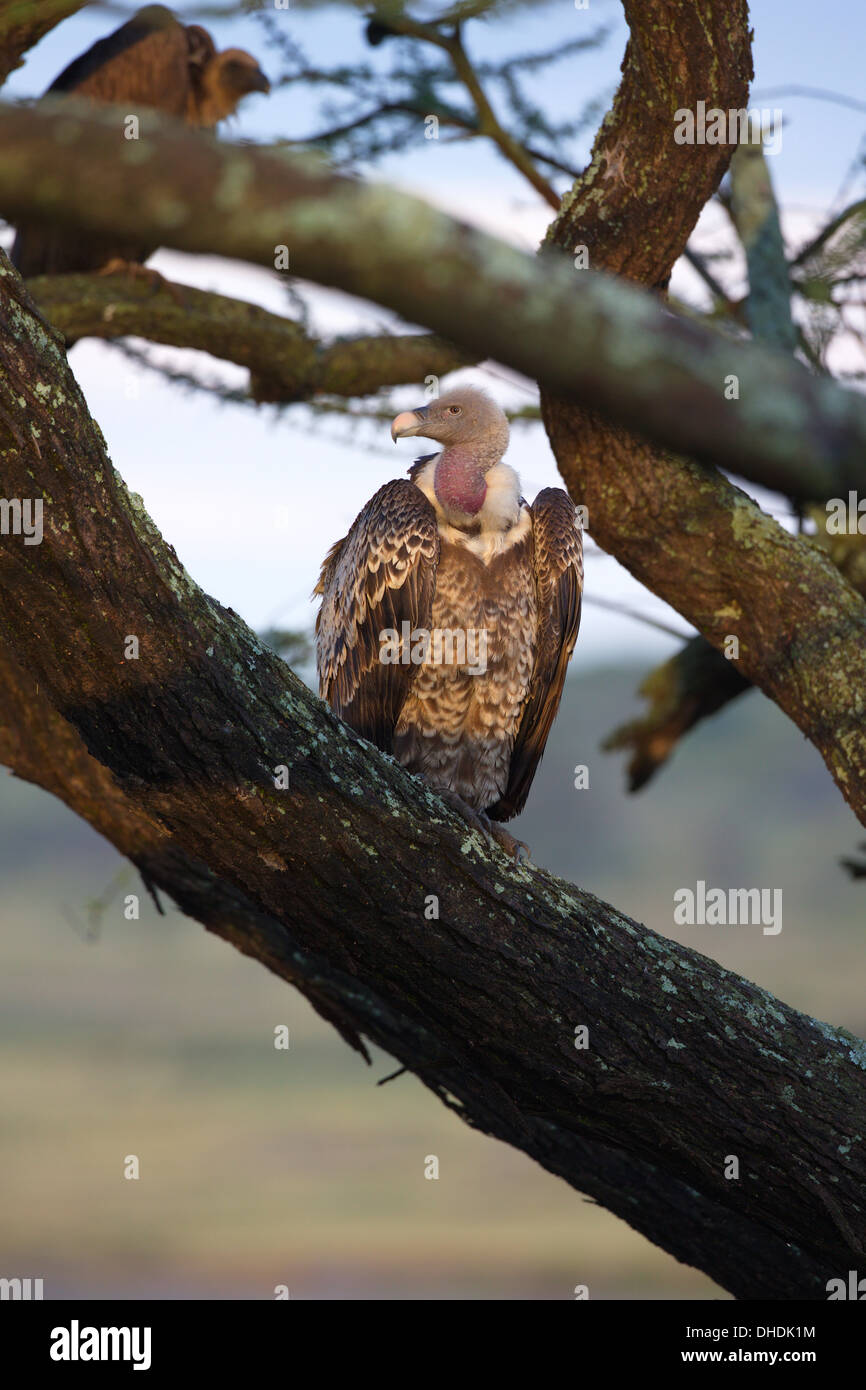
[[0, 0, 88, 87], [1, 258, 864, 1298], [791, 199, 866, 271], [25, 272, 474, 399], [603, 637, 752, 791], [1, 101, 866, 499], [444, 23, 559, 208], [728, 139, 797, 353], [536, 0, 866, 832], [604, 130, 800, 789]]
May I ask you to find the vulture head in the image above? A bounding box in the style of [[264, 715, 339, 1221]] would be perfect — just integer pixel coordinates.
[[391, 386, 509, 454], [191, 46, 270, 125], [392, 387, 512, 522]]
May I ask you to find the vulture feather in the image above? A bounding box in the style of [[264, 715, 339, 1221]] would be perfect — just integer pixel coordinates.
[[11, 4, 270, 278], [315, 387, 583, 851]]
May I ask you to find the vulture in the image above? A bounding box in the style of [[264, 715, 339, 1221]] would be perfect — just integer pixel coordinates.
[[11, 4, 270, 279], [315, 387, 583, 858]]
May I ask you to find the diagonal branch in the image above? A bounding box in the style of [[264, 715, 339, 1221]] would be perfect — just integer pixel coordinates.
[[1, 101, 866, 497], [603, 637, 752, 792], [538, 0, 866, 831], [0, 0, 89, 87], [791, 198, 866, 271], [25, 272, 474, 399], [0, 258, 864, 1299], [604, 134, 844, 793]]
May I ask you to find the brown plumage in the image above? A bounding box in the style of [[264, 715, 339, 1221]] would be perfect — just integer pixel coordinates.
[[315, 387, 583, 852], [11, 4, 269, 278]]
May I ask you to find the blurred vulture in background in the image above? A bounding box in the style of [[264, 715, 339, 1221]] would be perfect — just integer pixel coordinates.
[[11, 4, 270, 279]]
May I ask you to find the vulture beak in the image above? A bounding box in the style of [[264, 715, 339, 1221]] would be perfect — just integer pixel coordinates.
[[391, 405, 429, 442], [249, 67, 271, 93]]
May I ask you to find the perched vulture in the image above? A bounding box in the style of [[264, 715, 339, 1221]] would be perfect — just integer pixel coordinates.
[[11, 4, 270, 278], [315, 387, 583, 857]]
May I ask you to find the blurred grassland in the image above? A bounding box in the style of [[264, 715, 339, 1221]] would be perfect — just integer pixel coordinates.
[[0, 663, 863, 1299]]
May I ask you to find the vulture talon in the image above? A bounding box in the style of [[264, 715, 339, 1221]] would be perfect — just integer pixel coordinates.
[[495, 830, 532, 864], [482, 814, 532, 864], [433, 795, 522, 856]]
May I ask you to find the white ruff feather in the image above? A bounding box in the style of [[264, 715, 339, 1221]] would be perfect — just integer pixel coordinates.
[[412, 458, 527, 561]]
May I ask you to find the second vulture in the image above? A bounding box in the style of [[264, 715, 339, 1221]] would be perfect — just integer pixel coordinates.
[[11, 3, 270, 279], [315, 386, 583, 857]]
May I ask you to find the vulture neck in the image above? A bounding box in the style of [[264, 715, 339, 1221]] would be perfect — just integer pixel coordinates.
[[432, 421, 509, 521], [433, 448, 488, 521], [416, 449, 524, 557], [190, 72, 240, 127]]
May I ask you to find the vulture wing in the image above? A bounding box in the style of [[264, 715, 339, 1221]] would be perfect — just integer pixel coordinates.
[[487, 487, 583, 822], [11, 7, 202, 277], [315, 479, 440, 752], [47, 5, 193, 112]]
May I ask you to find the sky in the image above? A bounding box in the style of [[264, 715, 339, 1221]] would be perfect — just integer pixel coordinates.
[[3, 0, 865, 665]]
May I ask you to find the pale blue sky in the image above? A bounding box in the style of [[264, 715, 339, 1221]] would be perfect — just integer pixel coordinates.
[[4, 1, 864, 663]]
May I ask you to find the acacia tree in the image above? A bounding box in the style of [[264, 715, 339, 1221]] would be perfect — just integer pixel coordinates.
[[1, 0, 866, 1299]]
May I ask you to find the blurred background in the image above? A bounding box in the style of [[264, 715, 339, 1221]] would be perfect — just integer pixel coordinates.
[[1, 0, 865, 1299]]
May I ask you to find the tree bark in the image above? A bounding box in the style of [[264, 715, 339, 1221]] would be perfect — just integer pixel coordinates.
[[25, 273, 474, 401], [2, 0, 866, 1301], [0, 251, 865, 1301], [0, 0, 87, 87], [539, 0, 866, 830]]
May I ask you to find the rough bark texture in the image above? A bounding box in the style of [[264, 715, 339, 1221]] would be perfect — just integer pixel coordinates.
[[26, 272, 473, 401], [540, 0, 866, 828], [579, 72, 858, 795], [1, 250, 865, 1302], [2, 0, 866, 1301], [542, 1, 754, 282], [0, 0, 87, 87]]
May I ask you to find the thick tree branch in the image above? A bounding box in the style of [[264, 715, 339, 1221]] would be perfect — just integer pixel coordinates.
[[538, 0, 866, 830], [0, 650, 838, 1301], [606, 511, 866, 794], [603, 637, 752, 792], [2, 100, 866, 500], [729, 139, 797, 353], [0, 0, 88, 86], [25, 272, 473, 399], [604, 131, 800, 789], [1, 260, 864, 1299]]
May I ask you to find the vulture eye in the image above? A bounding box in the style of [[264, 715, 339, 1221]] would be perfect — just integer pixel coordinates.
[[447, 405, 462, 414]]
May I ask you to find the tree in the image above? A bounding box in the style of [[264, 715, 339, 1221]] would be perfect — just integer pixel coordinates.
[[1, 0, 865, 1299]]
